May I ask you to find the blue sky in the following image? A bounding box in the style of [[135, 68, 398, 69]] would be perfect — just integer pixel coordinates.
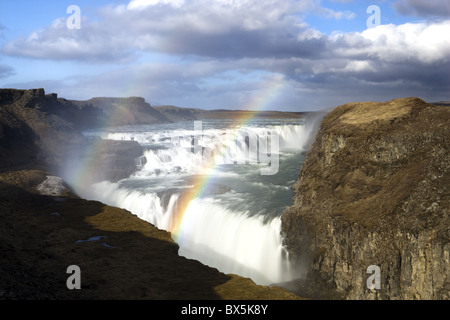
[[0, 0, 449, 111]]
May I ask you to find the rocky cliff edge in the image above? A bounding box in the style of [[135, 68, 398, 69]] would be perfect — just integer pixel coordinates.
[[281, 97, 450, 299]]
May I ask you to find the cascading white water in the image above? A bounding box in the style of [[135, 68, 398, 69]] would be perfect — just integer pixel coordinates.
[[176, 198, 292, 285], [85, 180, 179, 231], [75, 117, 322, 286]]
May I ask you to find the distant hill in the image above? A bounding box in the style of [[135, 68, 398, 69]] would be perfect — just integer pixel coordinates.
[[431, 101, 450, 106], [153, 105, 202, 122], [70, 96, 172, 127], [68, 97, 304, 127], [154, 105, 305, 121]]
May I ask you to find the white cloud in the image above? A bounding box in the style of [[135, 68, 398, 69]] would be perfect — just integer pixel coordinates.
[[343, 60, 376, 73], [359, 21, 450, 64], [315, 7, 356, 20], [2, 16, 136, 63], [2, 0, 321, 61], [327, 20, 450, 65], [1, 0, 449, 110], [6, 0, 446, 67]]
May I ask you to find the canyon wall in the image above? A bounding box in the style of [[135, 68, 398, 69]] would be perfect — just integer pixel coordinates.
[[0, 89, 143, 183], [282, 97, 450, 299]]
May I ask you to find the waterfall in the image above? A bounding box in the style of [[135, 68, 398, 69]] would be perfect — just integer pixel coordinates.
[[71, 116, 323, 285]]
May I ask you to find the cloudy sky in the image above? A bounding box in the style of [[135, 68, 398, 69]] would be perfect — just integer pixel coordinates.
[[0, 0, 449, 111]]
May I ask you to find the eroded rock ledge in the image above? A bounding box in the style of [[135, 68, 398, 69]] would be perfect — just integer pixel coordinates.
[[282, 97, 450, 299]]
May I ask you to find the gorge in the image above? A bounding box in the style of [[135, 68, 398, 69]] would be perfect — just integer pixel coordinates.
[[1, 89, 448, 300]]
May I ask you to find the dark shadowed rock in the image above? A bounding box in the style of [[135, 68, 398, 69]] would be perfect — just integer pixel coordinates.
[[0, 169, 302, 300], [0, 89, 145, 184], [0, 88, 85, 169]]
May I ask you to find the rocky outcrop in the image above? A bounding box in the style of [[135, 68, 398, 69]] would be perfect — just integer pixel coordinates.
[[71, 96, 172, 127], [281, 97, 450, 300], [0, 88, 85, 169], [0, 89, 146, 184]]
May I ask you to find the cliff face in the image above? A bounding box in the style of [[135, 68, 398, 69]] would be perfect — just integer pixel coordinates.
[[282, 97, 450, 299], [71, 96, 172, 127], [0, 89, 84, 169], [0, 89, 143, 184]]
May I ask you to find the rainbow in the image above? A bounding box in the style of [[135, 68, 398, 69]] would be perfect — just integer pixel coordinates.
[[169, 75, 286, 237], [65, 74, 287, 237], [63, 98, 132, 190]]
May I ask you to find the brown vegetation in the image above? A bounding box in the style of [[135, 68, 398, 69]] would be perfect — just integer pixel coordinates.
[[281, 97, 450, 299]]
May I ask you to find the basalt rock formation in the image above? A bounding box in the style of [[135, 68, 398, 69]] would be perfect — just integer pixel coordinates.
[[282, 97, 450, 299]]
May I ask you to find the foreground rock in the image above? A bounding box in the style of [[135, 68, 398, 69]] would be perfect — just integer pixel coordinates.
[[282, 98, 450, 299], [0, 169, 301, 300]]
